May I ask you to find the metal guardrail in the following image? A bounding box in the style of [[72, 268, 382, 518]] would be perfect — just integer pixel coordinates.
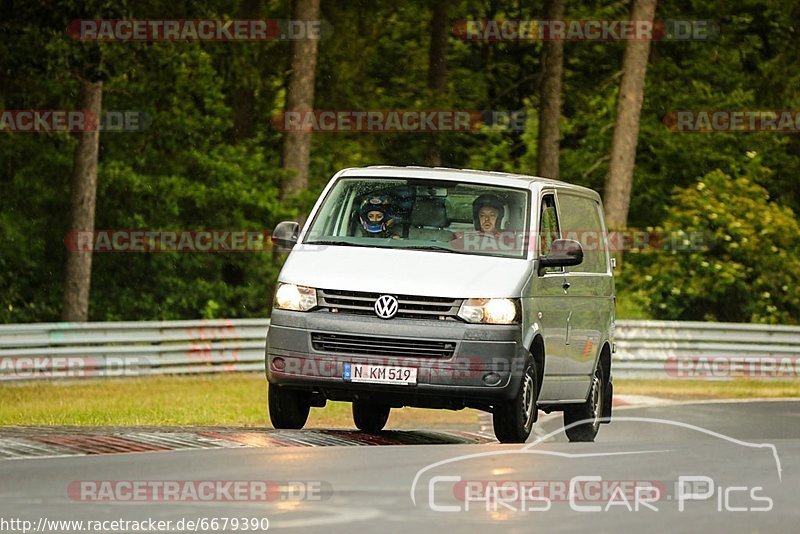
[[1, 319, 798, 381], [0, 319, 270, 380], [613, 320, 800, 379]]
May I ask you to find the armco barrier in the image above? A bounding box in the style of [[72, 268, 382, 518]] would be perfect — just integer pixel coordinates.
[[613, 320, 800, 379], [0, 319, 270, 380], [0, 319, 798, 381]]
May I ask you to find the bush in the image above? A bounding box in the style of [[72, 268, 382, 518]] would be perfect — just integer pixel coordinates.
[[620, 169, 800, 324]]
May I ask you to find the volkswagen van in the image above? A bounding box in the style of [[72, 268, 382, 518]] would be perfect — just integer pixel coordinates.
[[266, 166, 615, 443]]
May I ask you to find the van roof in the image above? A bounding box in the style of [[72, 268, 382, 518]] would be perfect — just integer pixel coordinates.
[[338, 166, 601, 199]]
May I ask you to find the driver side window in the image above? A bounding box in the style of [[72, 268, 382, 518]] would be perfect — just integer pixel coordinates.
[[539, 194, 562, 272]]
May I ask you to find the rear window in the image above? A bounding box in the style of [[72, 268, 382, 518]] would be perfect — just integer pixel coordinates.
[[556, 193, 609, 273]]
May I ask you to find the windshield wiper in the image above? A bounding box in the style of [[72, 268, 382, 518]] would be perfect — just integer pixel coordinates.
[[304, 241, 465, 254], [402, 245, 463, 254], [303, 239, 373, 247]]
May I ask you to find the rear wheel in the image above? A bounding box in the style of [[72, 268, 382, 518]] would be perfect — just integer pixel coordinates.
[[268, 386, 310, 429], [493, 356, 538, 443], [352, 400, 391, 432], [563, 361, 605, 442]]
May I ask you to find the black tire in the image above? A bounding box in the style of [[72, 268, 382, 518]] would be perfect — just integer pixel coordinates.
[[268, 385, 310, 429], [352, 400, 390, 432], [493, 356, 538, 443], [563, 360, 605, 442]]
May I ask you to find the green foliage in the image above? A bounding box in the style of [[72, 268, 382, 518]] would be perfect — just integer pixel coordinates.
[[2, 0, 800, 324], [0, 5, 295, 322], [87, 141, 295, 321], [621, 169, 800, 324]]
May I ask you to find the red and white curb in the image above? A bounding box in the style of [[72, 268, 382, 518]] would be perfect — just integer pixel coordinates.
[[6, 397, 791, 459], [0, 428, 494, 460], [612, 394, 677, 408]]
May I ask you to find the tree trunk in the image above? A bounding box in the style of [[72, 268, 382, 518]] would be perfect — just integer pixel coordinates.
[[281, 0, 321, 198], [426, 0, 449, 166], [603, 0, 658, 229], [62, 78, 102, 322], [482, 0, 499, 106], [536, 0, 565, 179], [231, 0, 262, 143], [231, 85, 256, 143]]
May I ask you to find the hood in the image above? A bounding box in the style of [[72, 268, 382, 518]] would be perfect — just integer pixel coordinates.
[[279, 244, 531, 298]]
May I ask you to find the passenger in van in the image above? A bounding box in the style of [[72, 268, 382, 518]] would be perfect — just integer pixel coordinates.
[[449, 194, 512, 253], [358, 197, 401, 239], [472, 194, 505, 236]]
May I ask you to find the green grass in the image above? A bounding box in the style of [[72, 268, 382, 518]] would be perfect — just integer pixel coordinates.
[[0, 374, 481, 428], [2, 375, 797, 428], [616, 379, 800, 399]]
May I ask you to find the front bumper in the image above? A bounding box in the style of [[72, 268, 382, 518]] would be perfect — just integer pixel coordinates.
[[265, 309, 528, 408]]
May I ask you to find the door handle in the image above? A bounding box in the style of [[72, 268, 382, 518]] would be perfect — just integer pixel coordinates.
[[562, 281, 571, 291]]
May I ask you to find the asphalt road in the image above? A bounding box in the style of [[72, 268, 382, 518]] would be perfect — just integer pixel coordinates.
[[1, 400, 798, 533]]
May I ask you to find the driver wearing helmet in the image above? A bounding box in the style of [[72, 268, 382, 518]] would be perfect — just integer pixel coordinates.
[[472, 193, 504, 235], [449, 193, 506, 252], [358, 196, 400, 239]]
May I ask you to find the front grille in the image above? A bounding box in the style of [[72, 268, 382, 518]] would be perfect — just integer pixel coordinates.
[[311, 332, 456, 358], [317, 288, 461, 320]]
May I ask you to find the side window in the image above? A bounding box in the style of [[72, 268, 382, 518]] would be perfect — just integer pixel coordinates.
[[556, 193, 608, 273], [538, 194, 561, 271]]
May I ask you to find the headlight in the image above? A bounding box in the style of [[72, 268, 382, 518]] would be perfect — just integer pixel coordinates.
[[274, 283, 317, 311], [458, 298, 518, 324]]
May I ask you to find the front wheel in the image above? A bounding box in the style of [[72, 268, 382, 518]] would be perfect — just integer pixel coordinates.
[[352, 400, 390, 432], [563, 361, 605, 442], [268, 385, 310, 429], [493, 356, 538, 443]]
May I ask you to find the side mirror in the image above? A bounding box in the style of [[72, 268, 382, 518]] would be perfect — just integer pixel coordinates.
[[271, 221, 299, 250], [539, 238, 584, 268]]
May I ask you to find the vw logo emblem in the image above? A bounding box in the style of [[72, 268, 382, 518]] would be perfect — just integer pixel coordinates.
[[374, 295, 399, 319]]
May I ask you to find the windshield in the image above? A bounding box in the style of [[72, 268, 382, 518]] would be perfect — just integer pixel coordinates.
[[304, 177, 531, 258]]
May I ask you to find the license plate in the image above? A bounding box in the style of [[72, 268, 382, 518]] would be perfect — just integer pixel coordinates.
[[343, 363, 417, 385]]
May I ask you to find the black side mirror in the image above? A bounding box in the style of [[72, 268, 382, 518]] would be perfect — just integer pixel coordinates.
[[272, 221, 299, 249], [539, 238, 584, 268]]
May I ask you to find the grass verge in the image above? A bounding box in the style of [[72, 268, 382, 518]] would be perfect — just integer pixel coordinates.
[[1, 374, 797, 427], [0, 373, 481, 428], [615, 378, 800, 400]]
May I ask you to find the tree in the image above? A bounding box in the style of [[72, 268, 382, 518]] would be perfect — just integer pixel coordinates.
[[229, 0, 265, 143], [3, 0, 800, 325], [620, 169, 800, 324], [61, 77, 103, 321], [281, 0, 322, 198], [602, 0, 657, 229], [426, 0, 449, 166], [536, 0, 565, 179]]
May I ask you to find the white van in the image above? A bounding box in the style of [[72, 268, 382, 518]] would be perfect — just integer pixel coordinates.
[[266, 166, 615, 443]]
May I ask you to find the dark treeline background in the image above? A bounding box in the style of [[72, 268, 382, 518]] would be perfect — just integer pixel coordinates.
[[1, 0, 799, 324]]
